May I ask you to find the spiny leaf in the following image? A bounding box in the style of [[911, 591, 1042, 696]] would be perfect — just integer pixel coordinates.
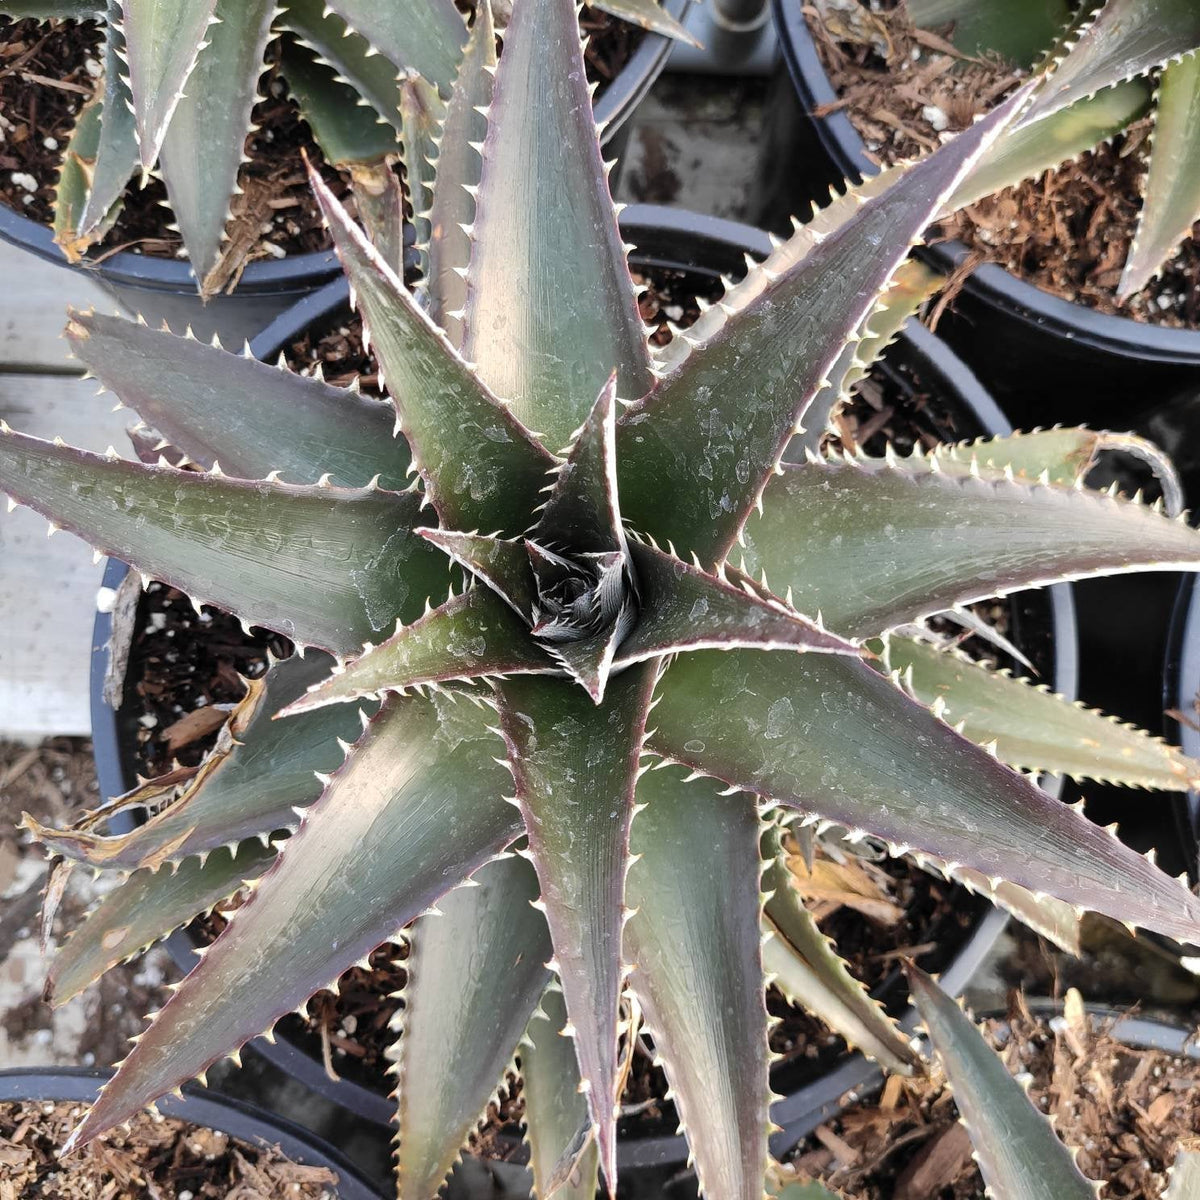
[[616, 87, 1033, 567], [498, 665, 658, 1192], [0, 429, 447, 656], [908, 0, 1070, 68], [947, 80, 1151, 216], [65, 309, 410, 488], [625, 765, 771, 1200], [279, 587, 557, 716], [906, 965, 1096, 1199], [29, 653, 367, 872], [48, 840, 277, 1006], [590, 0, 699, 45], [462, 0, 653, 448], [420, 529, 538, 620], [73, 0, 139, 246], [280, 0, 403, 128], [1022, 0, 1200, 124], [649, 649, 1200, 945], [325, 0, 466, 95], [64, 692, 520, 1152], [399, 70, 443, 283], [309, 166, 555, 535], [118, 0, 216, 169], [762, 825, 918, 1075], [425, 0, 495, 346], [157, 0, 274, 290], [884, 633, 1200, 789], [281, 38, 397, 169], [52, 91, 125, 262], [393, 854, 550, 1200], [1120, 51, 1200, 300], [740, 454, 1200, 640], [521, 985, 599, 1200], [612, 541, 858, 667], [797, 259, 943, 455]]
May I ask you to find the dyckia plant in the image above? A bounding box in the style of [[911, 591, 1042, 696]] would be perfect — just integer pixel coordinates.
[[8, 1, 1200, 1198], [906, 0, 1200, 300], [4, 0, 688, 289]]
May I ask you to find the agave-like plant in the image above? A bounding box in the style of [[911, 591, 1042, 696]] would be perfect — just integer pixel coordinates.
[[902, 0, 1200, 301], [4, 0, 689, 289], [9, 2, 1200, 1197]]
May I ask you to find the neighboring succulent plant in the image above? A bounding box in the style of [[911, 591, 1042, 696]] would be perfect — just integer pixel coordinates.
[[8, 3, 1200, 1199], [2, 0, 690, 290], [903, 0, 1200, 300]]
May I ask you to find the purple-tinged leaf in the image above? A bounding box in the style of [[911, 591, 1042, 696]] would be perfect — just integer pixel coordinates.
[[740, 454, 1200, 640], [762, 824, 918, 1074], [29, 654, 368, 872], [48, 840, 277, 1006], [625, 764, 771, 1200], [649, 649, 1200, 945], [65, 310, 409, 488], [906, 965, 1096, 1199], [279, 587, 557, 717], [392, 854, 550, 1200], [591, 0, 699, 44], [419, 529, 538, 621], [158, 0, 275, 288], [309, 166, 554, 535], [884, 634, 1200, 788], [0, 429, 447, 655], [616, 88, 1032, 566], [462, 0, 654, 448], [498, 665, 658, 1192], [325, 0, 467, 94], [1119, 52, 1200, 300], [521, 985, 600, 1200], [64, 691, 520, 1152], [1022, 0, 1200, 125], [612, 540, 858, 668], [118, 0, 216, 169], [425, 0, 496, 346]]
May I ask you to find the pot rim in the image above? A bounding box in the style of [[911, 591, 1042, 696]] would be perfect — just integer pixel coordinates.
[[770, 0, 1200, 364], [88, 203, 1078, 1167], [0, 0, 686, 296], [0, 1066, 385, 1200]]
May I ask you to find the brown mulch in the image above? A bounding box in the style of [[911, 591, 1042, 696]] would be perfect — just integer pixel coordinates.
[[786, 992, 1200, 1199], [0, 1100, 337, 1199], [803, 0, 1200, 326], [0, 9, 638, 278]]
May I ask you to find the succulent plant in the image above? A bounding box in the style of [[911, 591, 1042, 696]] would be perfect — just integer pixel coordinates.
[[902, 0, 1200, 301], [3, 0, 689, 290], [8, 2, 1200, 1198]]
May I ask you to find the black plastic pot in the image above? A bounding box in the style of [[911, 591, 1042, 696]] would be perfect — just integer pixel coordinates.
[[0, 2, 685, 346], [0, 1068, 384, 1200], [88, 204, 1077, 1171], [766, 0, 1200, 435]]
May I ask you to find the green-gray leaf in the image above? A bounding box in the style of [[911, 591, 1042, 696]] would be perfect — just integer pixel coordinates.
[[63, 691, 521, 1153], [64, 309, 410, 488], [0, 429, 446, 655], [463, 0, 654, 448], [908, 0, 1069, 68], [907, 965, 1096, 1200], [393, 854, 550, 1200], [626, 765, 771, 1200]]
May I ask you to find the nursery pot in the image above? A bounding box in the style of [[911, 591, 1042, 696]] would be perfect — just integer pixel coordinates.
[[0, 1067, 384, 1200], [0, 1, 684, 346], [766, 0, 1200, 435], [88, 205, 1076, 1171]]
